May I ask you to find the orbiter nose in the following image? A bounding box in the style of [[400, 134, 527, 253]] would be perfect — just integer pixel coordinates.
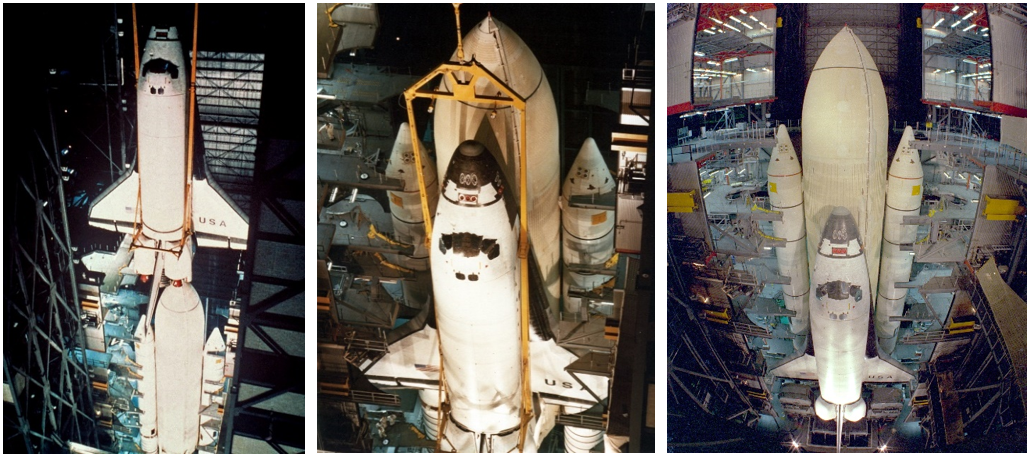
[[821, 206, 861, 248]]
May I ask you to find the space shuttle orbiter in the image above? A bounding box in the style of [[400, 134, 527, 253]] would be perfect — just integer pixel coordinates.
[[764, 27, 918, 445], [87, 26, 248, 454], [89, 27, 249, 250], [361, 15, 610, 453]]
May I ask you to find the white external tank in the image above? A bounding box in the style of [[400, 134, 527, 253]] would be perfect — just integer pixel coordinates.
[[875, 127, 923, 353], [767, 125, 810, 336], [137, 26, 188, 242], [434, 16, 562, 327], [801, 26, 888, 291], [154, 283, 205, 454]]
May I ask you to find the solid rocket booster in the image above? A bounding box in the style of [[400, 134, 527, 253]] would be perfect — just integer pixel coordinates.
[[434, 16, 562, 328], [562, 139, 616, 318], [810, 207, 870, 419], [138, 26, 188, 241], [134, 318, 158, 453], [386, 123, 440, 309], [430, 141, 529, 452], [386, 122, 440, 271], [875, 127, 923, 353], [154, 283, 205, 454], [419, 389, 442, 441], [801, 26, 888, 291], [201, 328, 226, 408], [562, 138, 616, 267], [767, 125, 810, 336]]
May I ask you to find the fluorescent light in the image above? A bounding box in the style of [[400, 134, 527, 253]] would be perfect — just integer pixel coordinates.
[[708, 61, 719, 66], [704, 29, 716, 35], [951, 5, 960, 12], [933, 18, 945, 28], [750, 15, 759, 21], [730, 16, 743, 24], [710, 17, 723, 25], [726, 24, 741, 32], [950, 20, 962, 28], [762, 67, 769, 71], [934, 69, 941, 73], [746, 68, 757, 72], [980, 27, 988, 32], [944, 70, 955, 74], [739, 8, 747, 14], [695, 51, 705, 57], [963, 23, 977, 31], [759, 21, 768, 28], [962, 11, 975, 20], [742, 22, 754, 30], [724, 57, 738, 63], [962, 58, 977, 64]]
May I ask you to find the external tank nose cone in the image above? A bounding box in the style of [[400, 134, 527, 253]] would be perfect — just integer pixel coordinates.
[[813, 26, 880, 72], [821, 206, 861, 245]]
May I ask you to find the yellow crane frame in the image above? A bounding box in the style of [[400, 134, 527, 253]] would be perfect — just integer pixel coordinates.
[[403, 58, 534, 452]]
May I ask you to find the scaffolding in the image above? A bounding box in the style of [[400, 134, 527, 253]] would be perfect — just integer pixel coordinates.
[[197, 51, 264, 215], [5, 130, 98, 452], [220, 138, 306, 454]]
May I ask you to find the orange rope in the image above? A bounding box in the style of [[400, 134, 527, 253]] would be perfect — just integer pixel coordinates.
[[131, 4, 143, 246], [184, 3, 199, 242], [132, 4, 139, 82]]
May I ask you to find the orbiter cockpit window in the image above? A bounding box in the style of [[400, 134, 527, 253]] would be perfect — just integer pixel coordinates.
[[815, 280, 862, 302], [142, 58, 179, 79]]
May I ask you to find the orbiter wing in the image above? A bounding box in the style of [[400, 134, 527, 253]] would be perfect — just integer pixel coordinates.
[[88, 171, 249, 250], [769, 311, 915, 384], [364, 325, 609, 406]]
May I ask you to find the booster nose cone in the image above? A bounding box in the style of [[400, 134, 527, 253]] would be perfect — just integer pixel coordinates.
[[889, 126, 923, 177], [563, 138, 615, 199], [821, 207, 861, 246], [767, 125, 801, 176]]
